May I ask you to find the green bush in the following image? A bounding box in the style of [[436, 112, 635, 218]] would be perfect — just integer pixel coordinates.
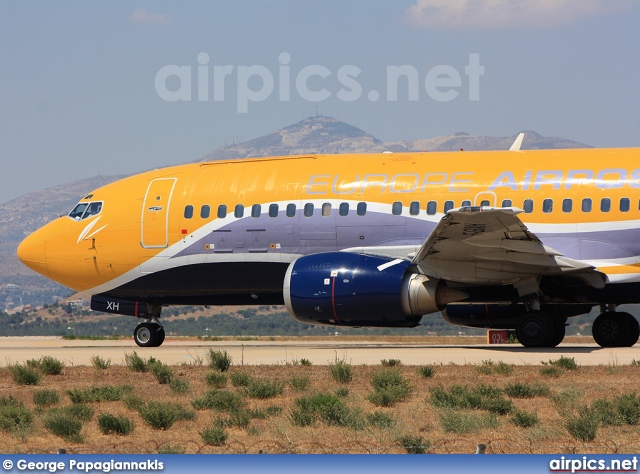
[[169, 378, 190, 394], [547, 356, 578, 371], [291, 392, 364, 430], [539, 366, 562, 377], [290, 375, 309, 391], [381, 359, 402, 367], [330, 360, 352, 384], [139, 402, 189, 430], [510, 409, 539, 428], [417, 365, 435, 378], [367, 370, 411, 407], [230, 371, 252, 387], [37, 356, 65, 375], [495, 361, 514, 375], [205, 372, 228, 388], [192, 390, 245, 412], [439, 409, 499, 434], [157, 445, 185, 454], [123, 394, 146, 411], [566, 410, 599, 442], [124, 352, 148, 372], [201, 425, 228, 446], [97, 413, 134, 435], [66, 385, 132, 403], [367, 411, 396, 429], [504, 382, 550, 399], [33, 389, 60, 408], [149, 361, 173, 384], [591, 393, 640, 426], [429, 384, 511, 414], [90, 355, 111, 370], [243, 379, 284, 399], [10, 364, 41, 386], [207, 349, 232, 372], [299, 358, 312, 366], [44, 411, 83, 441], [335, 387, 350, 398], [397, 434, 429, 454], [0, 397, 34, 434], [63, 404, 95, 422]]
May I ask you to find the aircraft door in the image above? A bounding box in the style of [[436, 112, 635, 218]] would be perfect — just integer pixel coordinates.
[[141, 178, 177, 248]]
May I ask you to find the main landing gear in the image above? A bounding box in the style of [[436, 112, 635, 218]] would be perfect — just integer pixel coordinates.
[[515, 311, 566, 348], [134, 320, 165, 347], [592, 311, 639, 348]]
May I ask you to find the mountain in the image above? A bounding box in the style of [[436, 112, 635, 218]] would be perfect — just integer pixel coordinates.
[[0, 116, 589, 290]]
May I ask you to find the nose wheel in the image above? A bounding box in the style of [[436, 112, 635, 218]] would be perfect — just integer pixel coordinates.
[[134, 322, 165, 347]]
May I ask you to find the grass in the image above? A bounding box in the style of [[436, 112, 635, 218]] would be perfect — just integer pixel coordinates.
[[3, 361, 640, 453], [33, 389, 60, 408], [367, 370, 412, 407], [242, 379, 284, 399], [124, 352, 149, 373], [169, 378, 190, 394], [230, 371, 252, 387], [149, 361, 173, 384], [201, 425, 228, 446], [381, 359, 401, 367], [417, 365, 435, 378], [205, 371, 228, 388], [289, 375, 309, 391], [544, 356, 579, 371], [397, 434, 429, 454]]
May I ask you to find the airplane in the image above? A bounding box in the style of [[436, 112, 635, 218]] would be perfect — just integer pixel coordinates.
[[16, 135, 640, 348]]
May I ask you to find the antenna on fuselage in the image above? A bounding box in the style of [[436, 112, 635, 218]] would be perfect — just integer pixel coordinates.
[[509, 132, 525, 151]]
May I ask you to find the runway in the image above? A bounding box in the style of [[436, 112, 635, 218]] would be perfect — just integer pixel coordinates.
[[0, 336, 637, 367]]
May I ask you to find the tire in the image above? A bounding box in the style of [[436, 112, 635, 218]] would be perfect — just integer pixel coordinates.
[[550, 318, 567, 347], [592, 312, 630, 347], [134, 323, 157, 347], [621, 312, 639, 347], [516, 312, 555, 347], [155, 326, 166, 346]]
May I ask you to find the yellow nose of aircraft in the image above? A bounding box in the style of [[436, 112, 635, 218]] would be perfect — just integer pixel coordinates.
[[17, 228, 49, 278]]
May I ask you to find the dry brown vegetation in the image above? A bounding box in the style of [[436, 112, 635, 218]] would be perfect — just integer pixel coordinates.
[[1, 355, 639, 454]]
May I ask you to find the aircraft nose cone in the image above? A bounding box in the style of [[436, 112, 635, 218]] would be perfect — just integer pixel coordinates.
[[17, 229, 49, 277]]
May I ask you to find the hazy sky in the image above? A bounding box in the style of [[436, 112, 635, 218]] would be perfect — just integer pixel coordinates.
[[1, 1, 639, 204]]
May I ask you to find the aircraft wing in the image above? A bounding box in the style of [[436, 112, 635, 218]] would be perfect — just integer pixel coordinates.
[[412, 207, 606, 289]]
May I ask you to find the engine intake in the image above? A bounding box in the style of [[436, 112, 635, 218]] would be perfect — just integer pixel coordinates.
[[283, 252, 465, 327]]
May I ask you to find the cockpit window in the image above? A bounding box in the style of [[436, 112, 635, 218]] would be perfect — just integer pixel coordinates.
[[68, 201, 103, 220]]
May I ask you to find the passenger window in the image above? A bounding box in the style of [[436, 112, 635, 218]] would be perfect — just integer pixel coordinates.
[[542, 199, 553, 213], [461, 200, 471, 207], [217, 205, 227, 218], [234, 204, 244, 218], [480, 200, 490, 207], [392, 202, 402, 215], [286, 203, 296, 217], [83, 202, 102, 218], [339, 203, 349, 216], [200, 205, 210, 219], [620, 198, 630, 212], [322, 203, 332, 217], [69, 203, 89, 220], [501, 199, 512, 207], [184, 205, 194, 219], [562, 199, 572, 213], [304, 203, 314, 217], [269, 204, 279, 217], [409, 201, 420, 215], [523, 199, 533, 214], [251, 204, 261, 218], [357, 202, 367, 216], [582, 198, 592, 212], [601, 198, 611, 212], [426, 201, 437, 215], [444, 201, 454, 213]]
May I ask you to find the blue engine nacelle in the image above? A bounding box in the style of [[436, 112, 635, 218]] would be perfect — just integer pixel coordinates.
[[283, 252, 453, 328]]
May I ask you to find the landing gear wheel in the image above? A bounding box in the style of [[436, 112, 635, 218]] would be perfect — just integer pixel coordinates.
[[592, 312, 630, 347], [620, 312, 639, 347], [516, 312, 555, 348], [134, 323, 165, 347], [550, 318, 567, 347]]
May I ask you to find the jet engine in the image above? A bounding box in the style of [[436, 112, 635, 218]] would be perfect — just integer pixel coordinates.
[[283, 252, 466, 327]]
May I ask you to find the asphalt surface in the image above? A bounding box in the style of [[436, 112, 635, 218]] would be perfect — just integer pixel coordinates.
[[0, 337, 636, 366]]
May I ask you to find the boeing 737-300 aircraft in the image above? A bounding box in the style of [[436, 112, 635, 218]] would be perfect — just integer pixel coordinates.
[[16, 136, 640, 348]]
